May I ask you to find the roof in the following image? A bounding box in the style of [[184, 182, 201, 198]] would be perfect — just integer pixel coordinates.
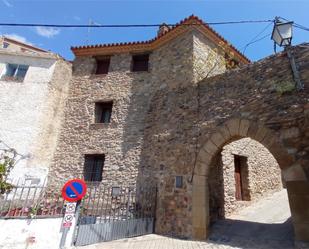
[[1, 36, 48, 53], [71, 15, 250, 64]]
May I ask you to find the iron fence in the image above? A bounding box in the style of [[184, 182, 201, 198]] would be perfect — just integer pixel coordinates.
[[79, 184, 157, 223], [75, 184, 157, 246], [0, 180, 65, 218]]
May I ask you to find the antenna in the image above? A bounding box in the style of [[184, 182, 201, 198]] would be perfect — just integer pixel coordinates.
[[86, 19, 92, 45]]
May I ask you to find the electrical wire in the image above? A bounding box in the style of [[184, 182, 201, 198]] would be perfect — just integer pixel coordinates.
[[278, 16, 309, 32], [242, 22, 273, 54], [241, 33, 272, 54], [0, 19, 274, 28]]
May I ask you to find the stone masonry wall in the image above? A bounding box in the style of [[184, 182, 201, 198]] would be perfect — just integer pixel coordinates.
[[140, 44, 309, 238], [49, 29, 224, 188], [214, 138, 282, 218]]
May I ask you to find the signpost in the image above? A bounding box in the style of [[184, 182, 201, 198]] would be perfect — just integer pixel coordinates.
[[59, 179, 87, 249]]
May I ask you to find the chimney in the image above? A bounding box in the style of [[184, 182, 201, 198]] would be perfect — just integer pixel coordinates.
[[157, 23, 170, 37]]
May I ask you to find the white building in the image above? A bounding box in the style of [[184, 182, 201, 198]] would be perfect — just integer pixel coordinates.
[[0, 36, 72, 185]]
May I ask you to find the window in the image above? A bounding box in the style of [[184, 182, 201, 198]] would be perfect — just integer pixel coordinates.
[[132, 54, 149, 72], [95, 102, 113, 123], [84, 154, 105, 182], [95, 57, 110, 75], [2, 42, 9, 48], [1, 64, 29, 82]]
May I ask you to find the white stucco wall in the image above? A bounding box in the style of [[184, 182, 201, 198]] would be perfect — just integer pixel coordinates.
[[0, 218, 70, 249], [0, 51, 71, 185]]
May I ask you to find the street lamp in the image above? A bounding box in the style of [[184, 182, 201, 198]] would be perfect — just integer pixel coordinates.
[[271, 19, 293, 47], [271, 17, 303, 90]]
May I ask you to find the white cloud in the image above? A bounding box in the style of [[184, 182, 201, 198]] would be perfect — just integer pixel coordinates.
[[3, 33, 33, 46], [2, 0, 13, 7], [35, 26, 60, 38]]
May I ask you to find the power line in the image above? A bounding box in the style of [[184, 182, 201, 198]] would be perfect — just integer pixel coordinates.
[[243, 22, 273, 54], [0, 19, 274, 28], [278, 16, 309, 32]]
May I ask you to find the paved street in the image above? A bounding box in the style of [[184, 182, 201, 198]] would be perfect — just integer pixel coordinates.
[[77, 190, 294, 249]]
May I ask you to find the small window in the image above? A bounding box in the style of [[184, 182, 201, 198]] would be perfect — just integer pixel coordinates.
[[2, 42, 9, 48], [1, 64, 29, 82], [95, 57, 110, 75], [132, 54, 149, 72], [95, 101, 113, 123], [84, 154, 105, 182]]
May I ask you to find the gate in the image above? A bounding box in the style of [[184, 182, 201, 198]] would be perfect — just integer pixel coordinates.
[[74, 184, 157, 246]]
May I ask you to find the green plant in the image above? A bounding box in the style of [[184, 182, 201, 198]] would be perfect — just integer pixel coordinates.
[[275, 80, 295, 95], [0, 150, 16, 194]]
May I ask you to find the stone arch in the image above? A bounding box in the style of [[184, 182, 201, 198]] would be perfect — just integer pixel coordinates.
[[192, 118, 306, 240]]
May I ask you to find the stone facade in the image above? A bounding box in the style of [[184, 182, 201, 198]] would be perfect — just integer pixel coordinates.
[[209, 137, 282, 221], [140, 44, 309, 242], [49, 15, 309, 243], [0, 45, 71, 184], [49, 28, 228, 185]]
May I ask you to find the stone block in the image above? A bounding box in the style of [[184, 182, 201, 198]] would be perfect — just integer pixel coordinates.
[[238, 119, 250, 137], [254, 126, 269, 142], [225, 119, 241, 137], [283, 165, 307, 181], [218, 126, 231, 141], [210, 132, 226, 148], [286, 181, 309, 195], [192, 227, 208, 241], [202, 140, 218, 156], [193, 175, 207, 187], [288, 194, 309, 223], [293, 222, 309, 241]]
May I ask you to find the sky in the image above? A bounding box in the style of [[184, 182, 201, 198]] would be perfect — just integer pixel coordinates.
[[0, 0, 308, 61]]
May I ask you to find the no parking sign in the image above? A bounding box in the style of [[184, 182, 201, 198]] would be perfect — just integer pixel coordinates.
[[61, 179, 87, 202]]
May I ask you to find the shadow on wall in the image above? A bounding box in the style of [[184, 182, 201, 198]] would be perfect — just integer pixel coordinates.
[[208, 218, 294, 249]]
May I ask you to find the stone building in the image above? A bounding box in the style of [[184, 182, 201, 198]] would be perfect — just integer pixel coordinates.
[[0, 36, 72, 185], [50, 16, 309, 243]]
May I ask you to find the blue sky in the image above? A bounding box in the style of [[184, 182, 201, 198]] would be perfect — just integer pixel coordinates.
[[0, 0, 308, 61]]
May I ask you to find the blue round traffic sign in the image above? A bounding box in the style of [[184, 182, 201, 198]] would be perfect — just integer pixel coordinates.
[[62, 179, 87, 202]]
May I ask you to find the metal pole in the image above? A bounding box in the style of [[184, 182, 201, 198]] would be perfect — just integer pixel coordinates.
[[71, 200, 81, 246], [59, 227, 69, 249], [286, 47, 304, 91]]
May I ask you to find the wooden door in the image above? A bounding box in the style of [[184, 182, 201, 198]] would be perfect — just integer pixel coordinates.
[[234, 155, 243, 200]]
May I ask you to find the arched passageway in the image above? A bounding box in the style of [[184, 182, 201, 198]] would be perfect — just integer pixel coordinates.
[[192, 119, 308, 244], [207, 137, 293, 247]]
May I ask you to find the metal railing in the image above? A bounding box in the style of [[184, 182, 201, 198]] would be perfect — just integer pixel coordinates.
[[79, 184, 157, 224], [0, 180, 65, 218]]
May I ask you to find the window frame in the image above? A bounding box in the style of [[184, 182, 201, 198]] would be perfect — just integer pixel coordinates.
[[83, 154, 105, 182], [1, 63, 29, 82], [131, 54, 149, 72], [2, 42, 9, 49], [95, 56, 111, 75], [94, 101, 113, 124]]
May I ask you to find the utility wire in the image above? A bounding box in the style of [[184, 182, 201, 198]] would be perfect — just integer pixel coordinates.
[[243, 33, 272, 49], [0, 19, 274, 28], [242, 22, 273, 54], [278, 16, 309, 32]]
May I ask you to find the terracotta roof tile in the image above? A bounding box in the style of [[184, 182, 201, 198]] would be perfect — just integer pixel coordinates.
[[71, 15, 250, 63]]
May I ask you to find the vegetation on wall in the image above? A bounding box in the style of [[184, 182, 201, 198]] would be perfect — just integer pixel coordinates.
[[0, 143, 18, 194]]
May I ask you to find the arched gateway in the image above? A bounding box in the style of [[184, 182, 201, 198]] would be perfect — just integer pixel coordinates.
[[192, 118, 308, 241]]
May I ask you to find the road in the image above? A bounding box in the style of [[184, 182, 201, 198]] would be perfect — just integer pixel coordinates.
[[76, 189, 294, 249]]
